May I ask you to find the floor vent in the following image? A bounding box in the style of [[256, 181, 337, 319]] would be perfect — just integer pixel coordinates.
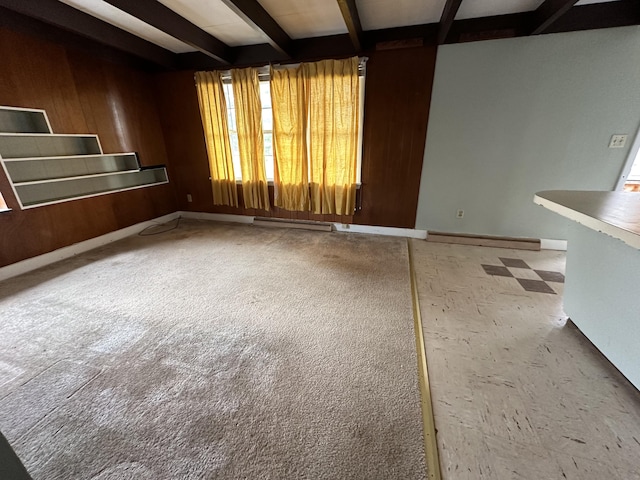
[[426, 231, 541, 251], [253, 217, 333, 232]]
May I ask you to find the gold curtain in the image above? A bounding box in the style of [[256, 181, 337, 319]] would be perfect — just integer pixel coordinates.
[[304, 57, 359, 215], [270, 65, 310, 211], [194, 71, 238, 207], [231, 67, 270, 211]]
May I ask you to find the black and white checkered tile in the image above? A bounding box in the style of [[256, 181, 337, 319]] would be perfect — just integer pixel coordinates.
[[481, 257, 564, 294]]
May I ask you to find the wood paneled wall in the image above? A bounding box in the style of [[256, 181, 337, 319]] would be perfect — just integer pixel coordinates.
[[154, 45, 436, 228], [356, 46, 436, 228], [0, 28, 177, 267]]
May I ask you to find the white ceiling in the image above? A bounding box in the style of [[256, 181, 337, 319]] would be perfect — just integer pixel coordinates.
[[55, 0, 624, 54], [456, 0, 544, 21], [357, 0, 448, 30], [157, 0, 269, 47], [58, 0, 194, 53], [258, 0, 348, 39]]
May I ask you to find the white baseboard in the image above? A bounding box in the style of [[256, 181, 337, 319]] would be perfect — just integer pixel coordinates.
[[333, 223, 427, 239], [1, 209, 566, 283], [181, 211, 427, 238], [180, 211, 254, 224], [0, 212, 179, 282], [540, 239, 568, 251]]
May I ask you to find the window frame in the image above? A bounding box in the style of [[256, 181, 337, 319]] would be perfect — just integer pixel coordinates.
[[616, 124, 640, 191], [0, 190, 8, 212]]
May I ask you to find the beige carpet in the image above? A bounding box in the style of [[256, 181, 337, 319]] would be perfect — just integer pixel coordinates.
[[0, 220, 426, 479]]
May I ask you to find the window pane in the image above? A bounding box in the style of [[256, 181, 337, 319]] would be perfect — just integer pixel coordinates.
[[223, 83, 234, 109], [259, 81, 271, 108], [264, 132, 274, 180], [264, 156, 274, 181], [262, 108, 273, 131], [264, 132, 273, 157], [229, 132, 241, 180]]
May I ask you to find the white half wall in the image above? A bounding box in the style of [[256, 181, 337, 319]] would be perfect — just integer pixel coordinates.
[[416, 26, 640, 240], [563, 222, 640, 390]]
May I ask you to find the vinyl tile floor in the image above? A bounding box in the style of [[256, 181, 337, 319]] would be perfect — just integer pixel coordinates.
[[410, 240, 640, 480]]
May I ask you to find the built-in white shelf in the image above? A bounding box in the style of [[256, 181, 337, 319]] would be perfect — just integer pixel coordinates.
[[0, 106, 51, 134], [3, 153, 140, 183], [14, 168, 168, 208], [0, 106, 169, 210], [0, 133, 102, 159]]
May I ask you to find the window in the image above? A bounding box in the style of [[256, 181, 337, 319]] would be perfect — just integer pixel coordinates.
[[620, 129, 640, 192], [623, 152, 640, 192], [222, 80, 273, 181], [221, 72, 365, 183]]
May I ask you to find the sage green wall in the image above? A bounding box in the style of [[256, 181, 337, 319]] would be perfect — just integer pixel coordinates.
[[415, 26, 640, 239]]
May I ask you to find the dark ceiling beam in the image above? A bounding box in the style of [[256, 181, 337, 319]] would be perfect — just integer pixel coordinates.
[[219, 0, 292, 57], [179, 34, 357, 70], [0, 0, 175, 68], [545, 0, 640, 34], [445, 12, 530, 44], [363, 24, 438, 46], [337, 0, 363, 51], [179, 0, 640, 70], [104, 0, 231, 64], [530, 0, 579, 35], [0, 7, 163, 71], [438, 0, 464, 44], [3, 0, 637, 72]]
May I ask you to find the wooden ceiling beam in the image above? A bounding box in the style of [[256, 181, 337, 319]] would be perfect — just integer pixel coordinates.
[[530, 0, 579, 35], [0, 0, 175, 68], [337, 0, 364, 51], [544, 0, 640, 34], [2, 0, 638, 71], [219, 0, 292, 58], [104, 0, 232, 64], [438, 0, 464, 44]]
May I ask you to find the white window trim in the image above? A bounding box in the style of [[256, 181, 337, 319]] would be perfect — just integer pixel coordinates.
[[616, 123, 640, 190]]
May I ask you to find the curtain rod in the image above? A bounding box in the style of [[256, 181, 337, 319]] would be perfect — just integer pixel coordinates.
[[217, 57, 368, 81]]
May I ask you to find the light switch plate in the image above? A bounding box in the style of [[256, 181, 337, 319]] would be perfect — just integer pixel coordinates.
[[609, 135, 628, 148]]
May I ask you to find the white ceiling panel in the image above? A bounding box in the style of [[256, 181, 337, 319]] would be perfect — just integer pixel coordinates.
[[575, 0, 621, 4], [158, 0, 270, 46], [58, 0, 195, 53], [202, 24, 268, 46], [356, 0, 447, 31], [258, 0, 347, 39], [456, 0, 544, 20]]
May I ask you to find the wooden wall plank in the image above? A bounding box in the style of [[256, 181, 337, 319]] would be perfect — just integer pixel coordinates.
[[355, 46, 436, 228], [0, 27, 177, 267]]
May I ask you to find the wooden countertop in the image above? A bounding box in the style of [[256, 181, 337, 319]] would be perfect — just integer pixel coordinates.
[[534, 190, 640, 250]]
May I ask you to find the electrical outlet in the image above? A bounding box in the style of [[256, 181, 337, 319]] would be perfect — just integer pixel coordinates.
[[609, 135, 628, 148], [187, 194, 193, 202], [456, 209, 464, 218]]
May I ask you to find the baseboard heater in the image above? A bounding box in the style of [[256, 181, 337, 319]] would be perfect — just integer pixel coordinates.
[[253, 217, 333, 232], [427, 231, 541, 251]]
